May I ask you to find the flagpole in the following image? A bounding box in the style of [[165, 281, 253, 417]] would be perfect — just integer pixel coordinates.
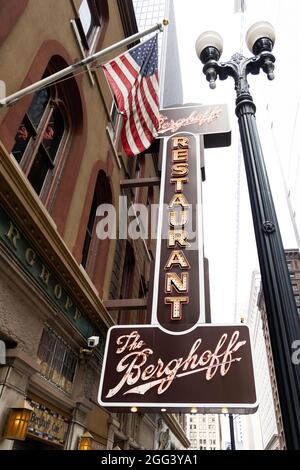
[[0, 20, 169, 108]]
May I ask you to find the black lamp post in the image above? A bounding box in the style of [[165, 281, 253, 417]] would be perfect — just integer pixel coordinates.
[[196, 22, 300, 450], [229, 414, 236, 451]]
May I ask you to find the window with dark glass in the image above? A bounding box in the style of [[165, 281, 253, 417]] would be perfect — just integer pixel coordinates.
[[110, 99, 119, 131], [138, 276, 147, 324], [79, 0, 95, 39], [81, 193, 98, 268], [81, 171, 112, 268], [120, 242, 135, 300], [118, 242, 135, 325], [11, 74, 67, 199], [37, 327, 77, 394]]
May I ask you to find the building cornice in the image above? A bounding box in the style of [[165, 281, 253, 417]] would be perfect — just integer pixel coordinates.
[[0, 142, 114, 332], [163, 414, 190, 448]]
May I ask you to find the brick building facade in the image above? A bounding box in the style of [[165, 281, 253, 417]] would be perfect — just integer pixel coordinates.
[[0, 0, 188, 450]]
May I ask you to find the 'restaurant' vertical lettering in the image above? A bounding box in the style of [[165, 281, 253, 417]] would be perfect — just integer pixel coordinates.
[[165, 137, 191, 321]]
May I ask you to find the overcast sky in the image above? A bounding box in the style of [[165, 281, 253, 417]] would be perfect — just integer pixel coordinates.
[[172, 0, 300, 322]]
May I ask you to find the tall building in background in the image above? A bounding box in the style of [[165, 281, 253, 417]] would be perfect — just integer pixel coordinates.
[[187, 414, 221, 450], [238, 251, 300, 450], [242, 271, 280, 449], [133, 0, 183, 107], [257, 249, 300, 450]]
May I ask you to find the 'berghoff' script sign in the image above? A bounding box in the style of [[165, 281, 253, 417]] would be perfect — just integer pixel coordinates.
[[157, 104, 231, 148], [158, 107, 222, 135], [106, 330, 245, 397], [98, 325, 257, 413]]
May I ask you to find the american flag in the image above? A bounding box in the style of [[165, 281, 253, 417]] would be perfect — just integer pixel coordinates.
[[102, 35, 159, 157]]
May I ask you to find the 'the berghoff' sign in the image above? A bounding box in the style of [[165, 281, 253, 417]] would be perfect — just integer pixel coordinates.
[[98, 325, 257, 412]]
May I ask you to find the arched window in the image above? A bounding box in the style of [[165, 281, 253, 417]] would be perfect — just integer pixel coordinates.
[[11, 65, 69, 200], [118, 242, 135, 325], [78, 0, 108, 51], [81, 171, 112, 268], [146, 186, 154, 248]]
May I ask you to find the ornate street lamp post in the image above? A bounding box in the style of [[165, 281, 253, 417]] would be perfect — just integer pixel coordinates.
[[196, 22, 300, 450]]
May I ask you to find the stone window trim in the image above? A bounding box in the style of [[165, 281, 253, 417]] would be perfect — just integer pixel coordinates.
[[11, 71, 70, 204], [0, 40, 88, 236]]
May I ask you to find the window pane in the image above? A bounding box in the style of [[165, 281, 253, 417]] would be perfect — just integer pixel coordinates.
[[81, 193, 97, 267], [79, 0, 94, 37], [27, 88, 50, 128], [62, 350, 77, 382], [27, 147, 52, 194], [37, 328, 77, 393], [11, 120, 33, 163], [42, 107, 65, 161], [37, 329, 57, 378]]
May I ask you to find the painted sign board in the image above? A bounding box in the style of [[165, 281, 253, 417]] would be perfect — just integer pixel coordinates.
[[98, 325, 257, 414], [153, 133, 204, 331]]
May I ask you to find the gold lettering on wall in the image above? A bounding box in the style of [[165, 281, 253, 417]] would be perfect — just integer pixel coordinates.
[[65, 296, 73, 310], [25, 248, 37, 266], [74, 308, 81, 321], [40, 265, 50, 286], [5, 222, 20, 249], [53, 283, 62, 300]]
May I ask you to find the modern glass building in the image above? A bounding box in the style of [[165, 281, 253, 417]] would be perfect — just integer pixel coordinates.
[[133, 0, 183, 108]]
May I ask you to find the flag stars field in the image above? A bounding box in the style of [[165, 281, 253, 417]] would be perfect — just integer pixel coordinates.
[[102, 35, 159, 157]]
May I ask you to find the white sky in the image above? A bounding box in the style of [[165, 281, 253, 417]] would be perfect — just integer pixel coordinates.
[[172, 0, 300, 323]]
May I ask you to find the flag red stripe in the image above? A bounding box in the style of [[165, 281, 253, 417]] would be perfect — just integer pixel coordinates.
[[134, 89, 155, 145], [140, 78, 159, 129], [120, 56, 139, 81], [102, 35, 159, 157], [110, 61, 133, 98], [127, 86, 146, 153], [120, 90, 143, 156], [121, 125, 133, 157], [147, 73, 159, 108], [102, 66, 125, 111]]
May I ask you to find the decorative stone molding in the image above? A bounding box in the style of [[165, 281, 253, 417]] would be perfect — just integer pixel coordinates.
[[0, 142, 114, 333]]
